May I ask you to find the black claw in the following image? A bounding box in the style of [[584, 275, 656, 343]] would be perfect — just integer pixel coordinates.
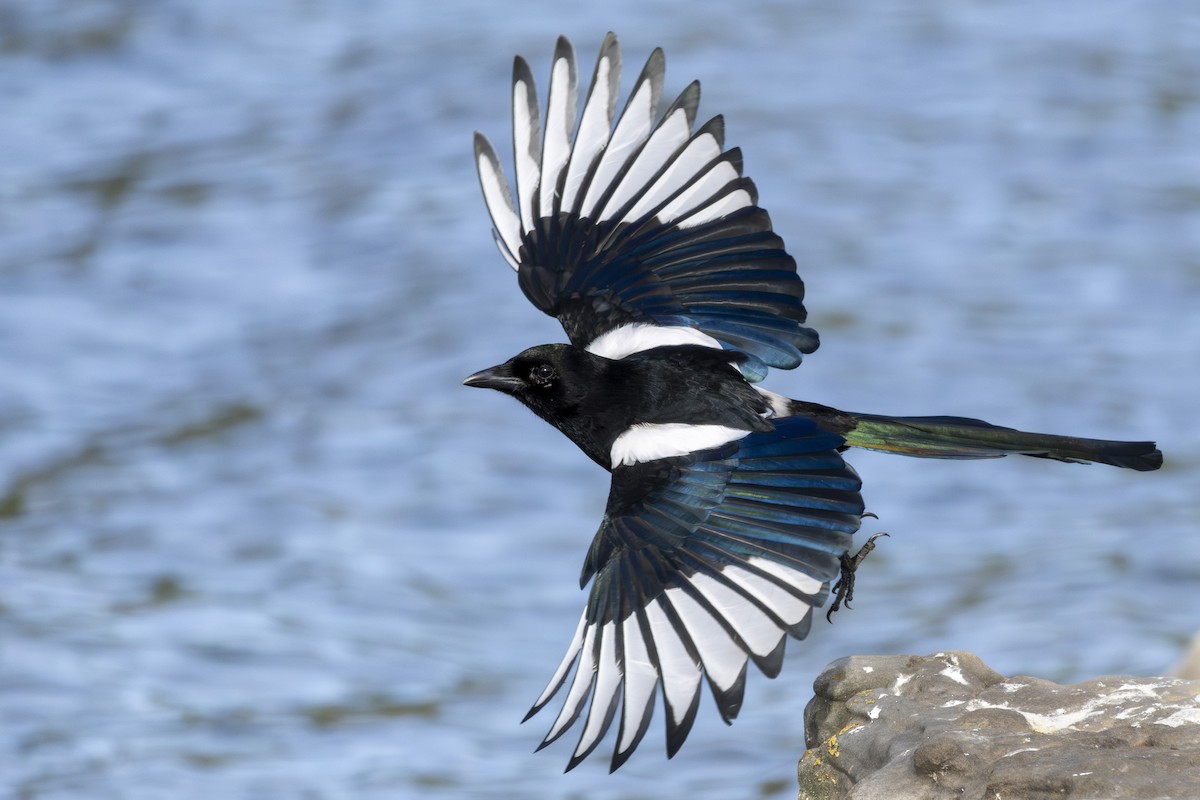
[[826, 532, 889, 623]]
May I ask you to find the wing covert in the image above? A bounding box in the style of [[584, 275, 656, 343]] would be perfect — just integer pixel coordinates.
[[475, 33, 818, 379], [526, 416, 865, 771]]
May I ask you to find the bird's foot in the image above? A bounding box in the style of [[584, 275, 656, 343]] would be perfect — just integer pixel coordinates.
[[826, 532, 889, 622]]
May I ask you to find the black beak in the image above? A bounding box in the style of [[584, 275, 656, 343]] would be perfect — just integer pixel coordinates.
[[463, 362, 524, 393]]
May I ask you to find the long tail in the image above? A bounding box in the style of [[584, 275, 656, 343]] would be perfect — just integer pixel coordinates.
[[788, 401, 1163, 472]]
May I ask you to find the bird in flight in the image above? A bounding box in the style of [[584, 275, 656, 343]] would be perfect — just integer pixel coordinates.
[[464, 33, 1162, 772]]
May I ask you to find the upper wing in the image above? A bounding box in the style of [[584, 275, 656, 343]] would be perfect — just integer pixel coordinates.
[[474, 33, 817, 381], [526, 416, 864, 771]]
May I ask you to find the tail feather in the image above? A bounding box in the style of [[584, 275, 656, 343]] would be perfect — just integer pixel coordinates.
[[839, 413, 1162, 471]]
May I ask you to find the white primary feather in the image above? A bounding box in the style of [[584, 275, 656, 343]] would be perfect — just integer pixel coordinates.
[[686, 572, 783, 658], [583, 53, 662, 221], [624, 126, 723, 223], [722, 562, 815, 627], [746, 556, 825, 597], [573, 621, 620, 759], [645, 597, 701, 729], [474, 136, 522, 268], [512, 62, 542, 232], [677, 188, 754, 229], [543, 622, 597, 743], [616, 612, 658, 754], [601, 101, 692, 219], [561, 39, 619, 214], [539, 40, 577, 217], [531, 611, 586, 711], [655, 157, 741, 224], [664, 586, 747, 693]]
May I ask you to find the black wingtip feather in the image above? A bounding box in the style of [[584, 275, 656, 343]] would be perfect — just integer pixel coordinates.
[[724, 146, 744, 175], [706, 113, 726, 149], [597, 32, 622, 119], [664, 690, 701, 759], [707, 660, 748, 724], [789, 607, 816, 639], [512, 55, 537, 95], [532, 673, 591, 750], [610, 687, 656, 772], [757, 635, 788, 679], [676, 79, 701, 129], [565, 691, 621, 772]]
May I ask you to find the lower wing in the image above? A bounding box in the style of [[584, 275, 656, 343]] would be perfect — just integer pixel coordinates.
[[527, 416, 864, 771]]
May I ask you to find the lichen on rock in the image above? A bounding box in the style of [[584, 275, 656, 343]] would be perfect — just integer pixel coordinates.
[[798, 651, 1200, 799]]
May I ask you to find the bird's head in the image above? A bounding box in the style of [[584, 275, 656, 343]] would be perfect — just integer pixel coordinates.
[[463, 344, 602, 422]]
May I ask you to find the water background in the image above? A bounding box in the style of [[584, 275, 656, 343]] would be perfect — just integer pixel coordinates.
[[2, 1, 1198, 797]]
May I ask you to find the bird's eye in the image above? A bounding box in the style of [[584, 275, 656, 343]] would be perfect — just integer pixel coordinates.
[[530, 363, 556, 384]]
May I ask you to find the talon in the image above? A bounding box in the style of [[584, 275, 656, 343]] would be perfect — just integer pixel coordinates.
[[826, 532, 889, 622]]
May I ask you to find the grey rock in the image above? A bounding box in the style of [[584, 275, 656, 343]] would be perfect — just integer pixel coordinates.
[[798, 651, 1200, 800]]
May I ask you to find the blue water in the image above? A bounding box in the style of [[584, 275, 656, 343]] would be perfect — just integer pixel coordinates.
[[2, 2, 1198, 798]]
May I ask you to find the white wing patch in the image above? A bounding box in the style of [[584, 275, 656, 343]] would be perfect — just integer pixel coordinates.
[[530, 551, 830, 765], [746, 556, 825, 597], [600, 99, 690, 219], [663, 585, 747, 693], [654, 157, 739, 225], [676, 187, 754, 229], [611, 423, 750, 467], [585, 59, 661, 221], [685, 572, 782, 658], [624, 126, 722, 222], [475, 35, 752, 273], [722, 562, 814, 628]]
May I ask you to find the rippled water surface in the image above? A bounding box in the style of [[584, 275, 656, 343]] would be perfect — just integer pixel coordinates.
[[3, 2, 1199, 798]]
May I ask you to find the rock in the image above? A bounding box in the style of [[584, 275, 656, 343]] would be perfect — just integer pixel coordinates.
[[798, 651, 1200, 799]]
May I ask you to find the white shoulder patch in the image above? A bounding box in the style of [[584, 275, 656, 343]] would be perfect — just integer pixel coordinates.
[[586, 323, 723, 361], [610, 423, 750, 467]]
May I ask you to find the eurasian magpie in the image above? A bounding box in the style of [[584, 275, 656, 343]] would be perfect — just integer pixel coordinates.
[[463, 33, 1163, 772]]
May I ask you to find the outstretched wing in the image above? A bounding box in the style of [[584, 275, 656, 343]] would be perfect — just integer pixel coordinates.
[[526, 416, 864, 771], [474, 33, 817, 381]]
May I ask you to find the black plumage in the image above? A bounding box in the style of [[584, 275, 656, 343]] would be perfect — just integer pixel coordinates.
[[464, 33, 1163, 771]]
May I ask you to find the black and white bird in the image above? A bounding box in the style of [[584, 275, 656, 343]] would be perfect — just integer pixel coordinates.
[[463, 33, 1163, 772]]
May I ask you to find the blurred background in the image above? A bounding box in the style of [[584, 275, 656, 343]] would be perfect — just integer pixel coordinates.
[[1, 1, 1197, 797]]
